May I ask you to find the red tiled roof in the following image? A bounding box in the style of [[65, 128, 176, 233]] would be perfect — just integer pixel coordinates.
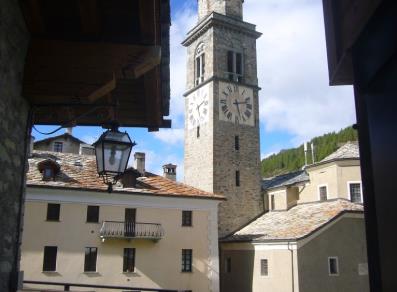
[[27, 151, 224, 200]]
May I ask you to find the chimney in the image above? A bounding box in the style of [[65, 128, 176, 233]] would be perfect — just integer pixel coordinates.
[[163, 164, 177, 181], [65, 127, 73, 135], [134, 152, 146, 175]]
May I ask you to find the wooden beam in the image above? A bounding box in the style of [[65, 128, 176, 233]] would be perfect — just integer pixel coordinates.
[[78, 0, 101, 35], [21, 0, 45, 34], [132, 46, 161, 78], [144, 67, 162, 127], [25, 39, 158, 79], [139, 0, 157, 45]]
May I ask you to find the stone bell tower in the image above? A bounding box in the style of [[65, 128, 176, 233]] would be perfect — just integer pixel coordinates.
[[183, 0, 263, 237]]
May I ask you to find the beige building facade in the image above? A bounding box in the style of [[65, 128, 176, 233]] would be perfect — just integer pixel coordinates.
[[220, 142, 369, 292], [21, 151, 223, 292]]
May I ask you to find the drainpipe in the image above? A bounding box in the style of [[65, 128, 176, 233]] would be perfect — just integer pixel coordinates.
[[288, 242, 295, 292]]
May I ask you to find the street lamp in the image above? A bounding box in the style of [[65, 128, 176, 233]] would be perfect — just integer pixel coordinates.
[[94, 125, 136, 192]]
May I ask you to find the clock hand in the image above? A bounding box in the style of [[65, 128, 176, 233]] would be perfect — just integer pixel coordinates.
[[233, 99, 242, 117]]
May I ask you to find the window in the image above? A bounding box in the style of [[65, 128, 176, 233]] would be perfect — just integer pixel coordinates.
[[328, 257, 339, 276], [123, 248, 135, 273], [46, 203, 60, 221], [236, 170, 240, 187], [43, 246, 57, 272], [182, 249, 193, 272], [349, 183, 362, 203], [197, 126, 200, 138], [195, 43, 205, 85], [53, 142, 63, 153], [227, 50, 243, 82], [235, 136, 240, 151], [261, 259, 268, 276], [86, 206, 99, 223], [319, 185, 328, 201], [225, 257, 232, 273], [84, 247, 97, 272], [182, 211, 192, 227], [43, 168, 54, 180]]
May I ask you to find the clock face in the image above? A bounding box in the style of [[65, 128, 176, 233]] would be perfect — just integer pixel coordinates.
[[186, 84, 210, 130], [219, 82, 254, 126]]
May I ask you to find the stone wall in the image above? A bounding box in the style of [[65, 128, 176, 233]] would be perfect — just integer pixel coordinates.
[[0, 0, 30, 290], [184, 4, 263, 237], [198, 0, 243, 21]]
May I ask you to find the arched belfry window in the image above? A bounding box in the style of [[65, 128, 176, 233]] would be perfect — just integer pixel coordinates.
[[195, 43, 205, 85]]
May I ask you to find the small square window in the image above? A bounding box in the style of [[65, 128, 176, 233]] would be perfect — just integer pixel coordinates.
[[261, 259, 268, 276], [53, 142, 63, 153], [84, 247, 97, 272], [43, 246, 57, 272], [46, 203, 60, 221], [86, 206, 99, 223], [328, 257, 339, 276], [319, 186, 328, 201], [182, 249, 193, 272], [182, 211, 192, 227]]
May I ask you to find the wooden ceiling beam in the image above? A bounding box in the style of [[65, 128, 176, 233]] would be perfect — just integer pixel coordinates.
[[78, 0, 101, 35], [139, 0, 157, 45], [21, 0, 45, 34], [144, 67, 162, 127]]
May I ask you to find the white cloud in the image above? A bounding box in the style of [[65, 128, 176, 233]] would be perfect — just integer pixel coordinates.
[[168, 4, 197, 127], [153, 128, 184, 145], [244, 0, 356, 145]]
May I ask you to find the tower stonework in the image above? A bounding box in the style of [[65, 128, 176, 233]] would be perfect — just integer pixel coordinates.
[[183, 0, 263, 237]]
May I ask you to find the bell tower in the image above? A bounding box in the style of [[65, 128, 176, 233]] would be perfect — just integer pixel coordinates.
[[183, 0, 263, 237]]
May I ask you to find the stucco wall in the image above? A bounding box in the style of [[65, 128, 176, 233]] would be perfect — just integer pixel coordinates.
[[0, 0, 30, 290], [297, 216, 369, 292], [220, 243, 299, 292], [21, 189, 220, 292], [34, 137, 81, 154], [299, 161, 362, 203]]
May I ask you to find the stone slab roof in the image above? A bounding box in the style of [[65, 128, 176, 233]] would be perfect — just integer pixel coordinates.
[[262, 170, 309, 191], [27, 151, 224, 200], [320, 141, 359, 163], [222, 199, 363, 242]]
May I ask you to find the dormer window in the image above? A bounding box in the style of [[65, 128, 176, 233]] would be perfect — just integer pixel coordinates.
[[38, 159, 61, 181], [53, 142, 63, 153], [43, 168, 53, 180], [227, 50, 243, 83], [195, 43, 205, 86]]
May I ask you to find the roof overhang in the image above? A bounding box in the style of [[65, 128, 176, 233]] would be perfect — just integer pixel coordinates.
[[20, 0, 171, 131], [322, 0, 382, 85]]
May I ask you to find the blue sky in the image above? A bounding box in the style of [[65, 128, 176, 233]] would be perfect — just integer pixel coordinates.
[[33, 0, 356, 180]]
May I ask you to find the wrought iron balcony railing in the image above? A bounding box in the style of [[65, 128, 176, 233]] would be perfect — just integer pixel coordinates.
[[100, 221, 164, 242]]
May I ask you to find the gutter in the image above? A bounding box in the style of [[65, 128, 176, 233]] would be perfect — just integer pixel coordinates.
[[288, 242, 295, 292]]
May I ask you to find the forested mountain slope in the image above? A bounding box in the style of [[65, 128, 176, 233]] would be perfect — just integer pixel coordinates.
[[261, 126, 358, 177]]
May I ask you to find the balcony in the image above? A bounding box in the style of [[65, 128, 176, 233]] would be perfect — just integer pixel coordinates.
[[100, 221, 164, 242]]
